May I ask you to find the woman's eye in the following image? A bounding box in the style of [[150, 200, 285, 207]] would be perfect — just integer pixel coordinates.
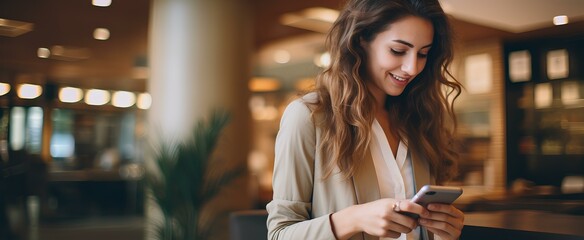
[[390, 49, 406, 56], [418, 52, 428, 58]]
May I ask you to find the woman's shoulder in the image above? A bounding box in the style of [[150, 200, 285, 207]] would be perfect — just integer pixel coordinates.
[[281, 92, 320, 124]]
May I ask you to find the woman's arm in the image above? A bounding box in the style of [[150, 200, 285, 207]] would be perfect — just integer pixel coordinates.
[[267, 99, 338, 240], [267, 98, 430, 240]]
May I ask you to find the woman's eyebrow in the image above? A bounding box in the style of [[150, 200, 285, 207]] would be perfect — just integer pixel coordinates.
[[392, 39, 432, 49]]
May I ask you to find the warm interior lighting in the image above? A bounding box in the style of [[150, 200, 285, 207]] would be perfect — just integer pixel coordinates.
[[92, 0, 112, 7], [553, 15, 569, 25], [17, 84, 42, 99], [249, 95, 279, 121], [314, 52, 331, 68], [0, 83, 10, 96], [85, 89, 110, 105], [0, 18, 34, 37], [295, 78, 316, 91], [50, 45, 91, 61], [59, 87, 83, 103], [93, 28, 110, 40], [112, 91, 136, 108], [37, 48, 50, 58], [249, 77, 281, 92], [136, 93, 152, 109], [280, 7, 339, 33], [273, 50, 291, 64]]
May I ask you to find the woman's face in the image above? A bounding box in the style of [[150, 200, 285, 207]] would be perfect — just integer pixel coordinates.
[[362, 15, 434, 100]]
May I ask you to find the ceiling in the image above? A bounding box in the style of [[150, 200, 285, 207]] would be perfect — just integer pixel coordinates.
[[0, 0, 150, 92], [439, 0, 584, 33], [1, 0, 583, 92]]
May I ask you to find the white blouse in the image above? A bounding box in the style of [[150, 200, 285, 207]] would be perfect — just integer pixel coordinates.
[[370, 119, 421, 240]]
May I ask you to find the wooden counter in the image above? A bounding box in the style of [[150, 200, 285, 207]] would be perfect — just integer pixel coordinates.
[[461, 210, 584, 240]]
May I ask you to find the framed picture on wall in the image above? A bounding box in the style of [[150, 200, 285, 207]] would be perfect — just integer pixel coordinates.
[[546, 49, 569, 80], [508, 50, 531, 82]]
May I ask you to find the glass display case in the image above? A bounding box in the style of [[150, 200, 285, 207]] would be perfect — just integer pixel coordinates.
[[505, 36, 584, 188]]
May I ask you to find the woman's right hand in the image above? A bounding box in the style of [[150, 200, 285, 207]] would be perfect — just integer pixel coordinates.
[[331, 198, 428, 239], [355, 199, 428, 238]]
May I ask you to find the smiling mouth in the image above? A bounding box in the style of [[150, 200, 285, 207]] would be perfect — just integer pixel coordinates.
[[390, 73, 409, 82]]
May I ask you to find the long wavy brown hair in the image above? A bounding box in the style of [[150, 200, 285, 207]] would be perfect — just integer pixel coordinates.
[[309, 0, 462, 183]]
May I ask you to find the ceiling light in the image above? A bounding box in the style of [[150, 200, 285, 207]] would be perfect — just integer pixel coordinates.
[[85, 89, 110, 105], [37, 48, 50, 58], [249, 77, 281, 92], [112, 91, 136, 108], [17, 84, 42, 99], [280, 7, 339, 33], [59, 87, 83, 103], [92, 0, 112, 7], [314, 52, 331, 68], [553, 15, 568, 25], [50, 45, 91, 61], [0, 83, 10, 96], [0, 18, 34, 37], [273, 50, 290, 64], [93, 28, 110, 40], [137, 93, 152, 110], [295, 78, 316, 92]]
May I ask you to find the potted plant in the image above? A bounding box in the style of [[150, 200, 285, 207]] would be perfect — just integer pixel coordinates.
[[145, 111, 243, 240]]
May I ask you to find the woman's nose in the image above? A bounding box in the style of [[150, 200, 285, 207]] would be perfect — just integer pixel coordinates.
[[401, 55, 419, 76]]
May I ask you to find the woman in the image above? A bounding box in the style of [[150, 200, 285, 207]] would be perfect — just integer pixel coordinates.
[[267, 0, 464, 239]]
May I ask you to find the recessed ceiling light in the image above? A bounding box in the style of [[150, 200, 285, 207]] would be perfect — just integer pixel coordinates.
[[0, 83, 10, 96], [37, 48, 50, 58], [17, 84, 42, 99], [112, 91, 136, 108], [93, 28, 110, 40], [85, 89, 110, 105], [92, 0, 112, 7], [553, 15, 568, 26], [59, 87, 83, 103], [137, 93, 152, 109]]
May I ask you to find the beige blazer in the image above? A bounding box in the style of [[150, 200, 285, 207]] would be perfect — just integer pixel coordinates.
[[267, 95, 434, 240]]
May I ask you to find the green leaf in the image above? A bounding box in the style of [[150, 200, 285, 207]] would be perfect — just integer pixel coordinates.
[[145, 110, 242, 240]]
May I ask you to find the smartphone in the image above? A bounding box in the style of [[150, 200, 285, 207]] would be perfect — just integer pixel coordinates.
[[404, 185, 463, 218], [411, 185, 463, 207]]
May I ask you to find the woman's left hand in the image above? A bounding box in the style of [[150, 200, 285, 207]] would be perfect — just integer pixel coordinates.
[[417, 203, 464, 240]]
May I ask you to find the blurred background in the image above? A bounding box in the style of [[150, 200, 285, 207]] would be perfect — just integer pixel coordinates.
[[0, 0, 583, 239]]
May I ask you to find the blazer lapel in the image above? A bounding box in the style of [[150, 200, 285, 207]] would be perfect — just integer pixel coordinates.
[[351, 150, 380, 204], [410, 150, 435, 240], [411, 150, 432, 192]]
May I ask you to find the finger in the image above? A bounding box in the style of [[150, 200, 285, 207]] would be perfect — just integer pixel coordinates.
[[398, 201, 429, 217], [419, 218, 461, 237], [422, 212, 464, 229], [382, 220, 414, 234], [389, 211, 418, 230], [427, 204, 464, 219]]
